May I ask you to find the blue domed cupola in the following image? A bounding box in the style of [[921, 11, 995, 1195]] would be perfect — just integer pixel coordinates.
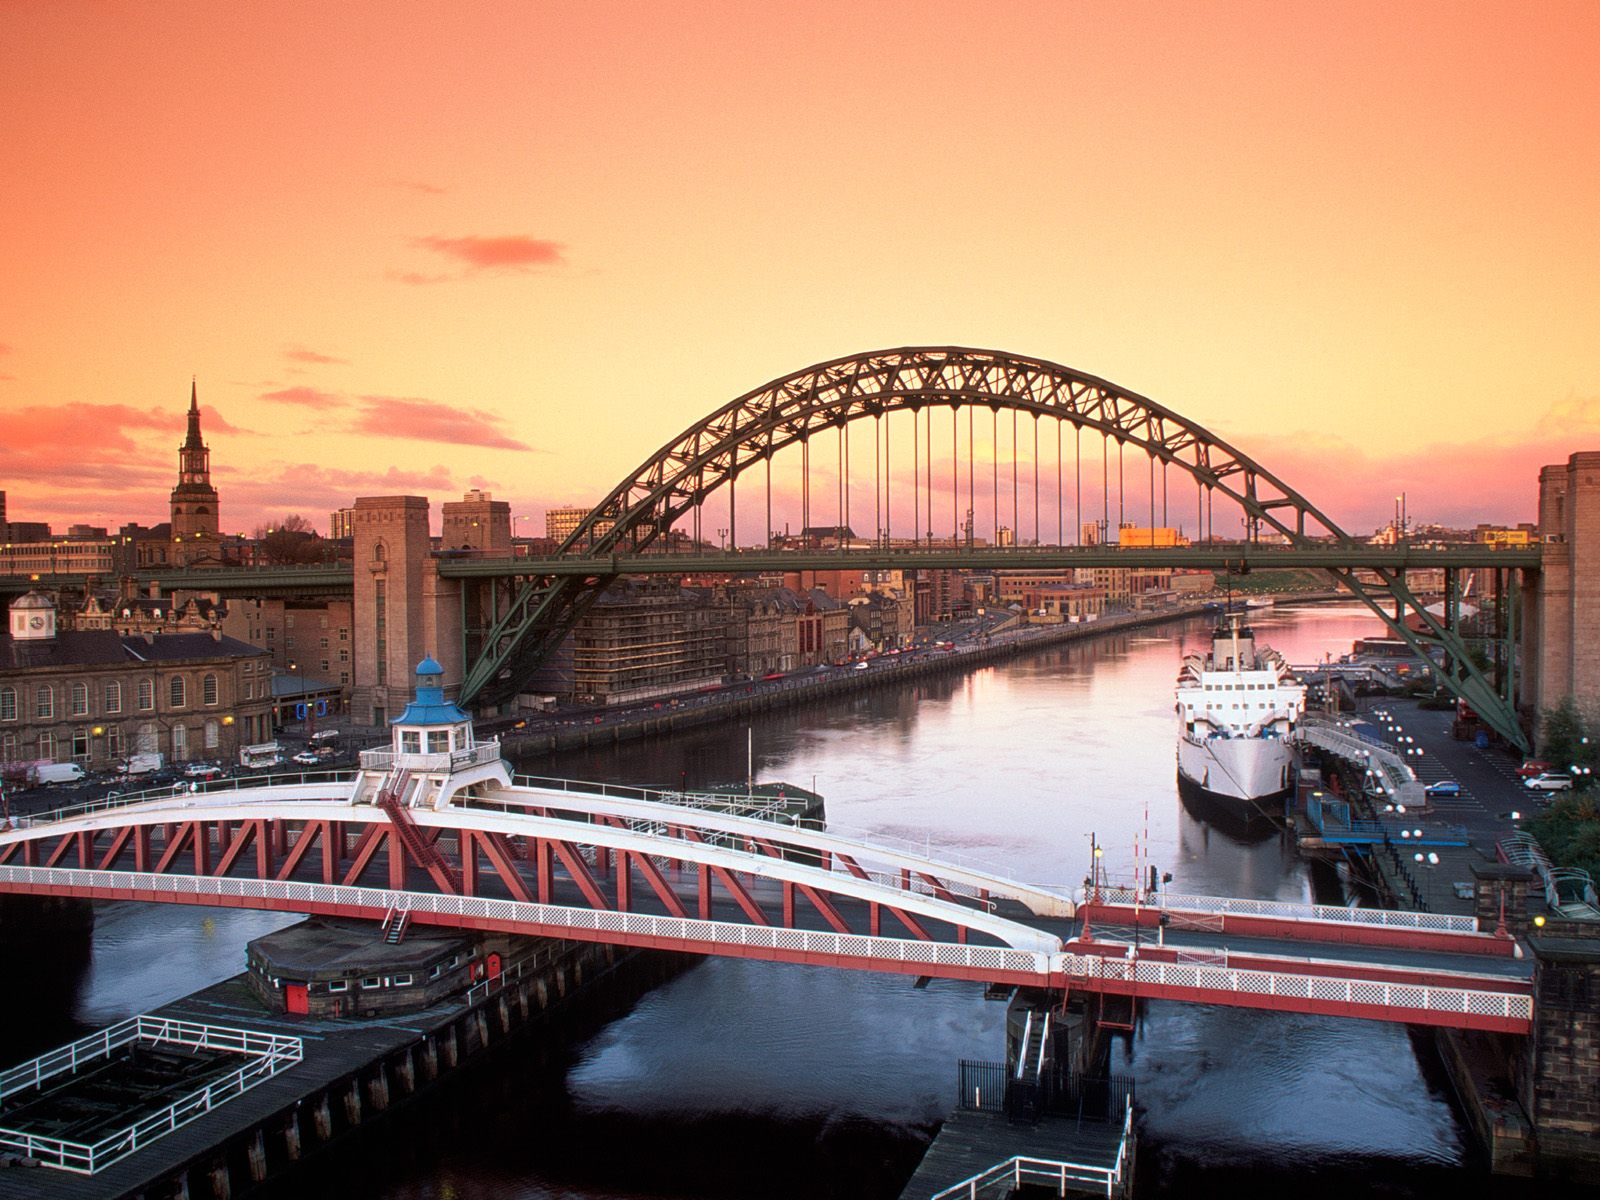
[[389, 655, 473, 765]]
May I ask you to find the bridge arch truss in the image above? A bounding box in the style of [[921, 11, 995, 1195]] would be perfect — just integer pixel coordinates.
[[463, 347, 1525, 749]]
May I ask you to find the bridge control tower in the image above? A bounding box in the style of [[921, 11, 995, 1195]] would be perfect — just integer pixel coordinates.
[[354, 656, 509, 810]]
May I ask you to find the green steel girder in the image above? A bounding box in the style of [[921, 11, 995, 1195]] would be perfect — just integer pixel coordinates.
[[442, 345, 1531, 730], [1324, 565, 1530, 752]]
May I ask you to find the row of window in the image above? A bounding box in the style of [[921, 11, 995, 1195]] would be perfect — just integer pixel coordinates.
[[0, 674, 222, 722], [2, 719, 225, 764], [1201, 682, 1279, 691]]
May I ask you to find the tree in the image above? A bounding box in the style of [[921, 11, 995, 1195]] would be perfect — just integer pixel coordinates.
[[253, 515, 327, 565], [1538, 697, 1594, 771]]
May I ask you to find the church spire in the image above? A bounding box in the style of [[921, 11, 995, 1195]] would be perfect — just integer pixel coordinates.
[[184, 377, 204, 449]]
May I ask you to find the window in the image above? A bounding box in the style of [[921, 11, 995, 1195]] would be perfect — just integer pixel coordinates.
[[361, 976, 381, 989], [169, 676, 186, 708], [339, 629, 348, 642], [401, 731, 421, 754], [429, 964, 443, 980], [204, 719, 219, 749], [320, 659, 330, 673], [319, 636, 329, 650], [70, 681, 89, 716], [320, 615, 329, 629], [137, 723, 158, 753], [427, 731, 450, 753], [172, 725, 187, 758], [265, 628, 275, 644], [106, 727, 122, 759], [37, 731, 56, 760], [104, 681, 122, 714], [327, 979, 349, 993], [286, 613, 296, 628], [137, 678, 154, 711], [0, 687, 14, 722], [392, 973, 413, 986], [202, 673, 218, 706], [34, 685, 53, 720], [244, 681, 254, 700], [72, 728, 90, 762], [339, 649, 349, 662]]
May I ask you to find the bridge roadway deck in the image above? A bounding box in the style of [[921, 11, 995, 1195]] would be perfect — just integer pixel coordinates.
[[68, 542, 1543, 598]]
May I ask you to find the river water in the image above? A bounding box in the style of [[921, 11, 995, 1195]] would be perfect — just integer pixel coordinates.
[[4, 605, 1554, 1198]]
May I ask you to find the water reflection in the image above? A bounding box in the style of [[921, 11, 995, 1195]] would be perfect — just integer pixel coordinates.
[[6, 604, 1538, 1197]]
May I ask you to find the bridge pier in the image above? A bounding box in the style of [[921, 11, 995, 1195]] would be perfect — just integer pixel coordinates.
[[1518, 927, 1600, 1179]]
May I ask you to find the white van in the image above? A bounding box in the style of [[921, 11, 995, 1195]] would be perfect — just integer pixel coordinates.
[[36, 763, 87, 785], [120, 753, 165, 777]]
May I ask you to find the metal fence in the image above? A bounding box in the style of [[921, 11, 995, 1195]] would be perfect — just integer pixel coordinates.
[[0, 1016, 302, 1175]]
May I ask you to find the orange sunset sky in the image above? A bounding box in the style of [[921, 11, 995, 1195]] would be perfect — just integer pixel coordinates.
[[2, 2, 1596, 540]]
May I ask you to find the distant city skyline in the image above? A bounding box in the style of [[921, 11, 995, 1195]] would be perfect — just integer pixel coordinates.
[[2, 3, 1595, 535]]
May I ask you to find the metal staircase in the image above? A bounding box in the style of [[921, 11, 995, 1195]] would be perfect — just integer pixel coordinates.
[[379, 904, 412, 943], [375, 770, 463, 894]]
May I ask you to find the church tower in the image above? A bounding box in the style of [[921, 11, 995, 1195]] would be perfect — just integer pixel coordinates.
[[170, 379, 221, 565]]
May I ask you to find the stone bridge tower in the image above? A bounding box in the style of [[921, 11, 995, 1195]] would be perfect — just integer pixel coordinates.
[[349, 496, 463, 728], [1524, 451, 1600, 738]]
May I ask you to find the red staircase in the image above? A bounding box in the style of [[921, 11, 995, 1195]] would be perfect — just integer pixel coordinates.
[[375, 770, 462, 894]]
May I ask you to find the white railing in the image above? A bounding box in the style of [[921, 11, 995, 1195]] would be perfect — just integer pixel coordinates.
[[0, 1016, 302, 1175], [931, 1104, 1133, 1200], [1088, 885, 1480, 933], [359, 739, 503, 775], [10, 773, 352, 829], [1294, 719, 1426, 809], [510, 774, 798, 821], [0, 864, 1053, 977], [1059, 951, 1532, 1024]]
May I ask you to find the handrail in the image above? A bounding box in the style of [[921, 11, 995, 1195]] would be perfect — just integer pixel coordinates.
[[1086, 884, 1480, 933], [12, 771, 353, 828], [0, 1016, 302, 1175]]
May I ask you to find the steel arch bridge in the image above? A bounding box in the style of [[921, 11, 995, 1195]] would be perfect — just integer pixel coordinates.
[[459, 346, 1523, 748], [0, 777, 1533, 1033]]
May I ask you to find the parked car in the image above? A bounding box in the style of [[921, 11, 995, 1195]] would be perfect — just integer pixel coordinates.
[[183, 762, 223, 780], [291, 751, 321, 767], [1423, 781, 1462, 799], [1516, 759, 1552, 778], [1523, 773, 1574, 792]]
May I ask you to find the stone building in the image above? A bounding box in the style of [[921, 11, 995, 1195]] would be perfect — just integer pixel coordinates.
[[848, 591, 914, 651], [0, 592, 273, 773], [219, 597, 355, 687]]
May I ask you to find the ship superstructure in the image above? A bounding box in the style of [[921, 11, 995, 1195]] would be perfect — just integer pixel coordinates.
[[1175, 616, 1305, 804]]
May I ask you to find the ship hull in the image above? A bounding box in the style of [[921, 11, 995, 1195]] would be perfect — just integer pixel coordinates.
[[1176, 733, 1293, 803]]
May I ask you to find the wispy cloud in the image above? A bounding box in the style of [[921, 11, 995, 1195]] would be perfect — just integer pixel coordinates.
[[387, 269, 454, 287], [283, 345, 349, 366], [385, 179, 448, 196], [410, 234, 565, 272], [261, 385, 347, 408], [351, 395, 533, 451]]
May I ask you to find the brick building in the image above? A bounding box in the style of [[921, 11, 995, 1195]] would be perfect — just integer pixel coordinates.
[[1, 592, 273, 773]]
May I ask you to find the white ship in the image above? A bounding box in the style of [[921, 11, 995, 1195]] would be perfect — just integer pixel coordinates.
[[1175, 615, 1305, 804]]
